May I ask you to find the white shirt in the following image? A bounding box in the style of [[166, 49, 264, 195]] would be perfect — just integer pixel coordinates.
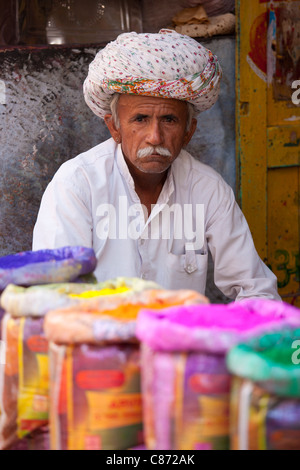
[[32, 138, 280, 301]]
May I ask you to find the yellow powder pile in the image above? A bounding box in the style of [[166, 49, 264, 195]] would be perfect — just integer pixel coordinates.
[[68, 286, 131, 298]]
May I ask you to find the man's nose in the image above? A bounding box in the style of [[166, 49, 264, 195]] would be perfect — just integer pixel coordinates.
[[146, 120, 163, 146]]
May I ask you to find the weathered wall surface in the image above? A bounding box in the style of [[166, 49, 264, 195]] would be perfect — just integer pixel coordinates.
[[0, 37, 235, 302], [187, 37, 236, 190], [0, 46, 110, 254], [191, 37, 236, 303]]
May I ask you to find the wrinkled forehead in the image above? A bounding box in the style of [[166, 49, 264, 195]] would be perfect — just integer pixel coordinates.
[[117, 94, 189, 115]]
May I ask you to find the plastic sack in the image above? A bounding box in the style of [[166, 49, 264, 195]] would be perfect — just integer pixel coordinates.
[[136, 299, 300, 450], [227, 327, 300, 450], [229, 376, 300, 450], [6, 426, 50, 451], [136, 298, 300, 353], [141, 345, 231, 450], [0, 307, 5, 337], [0, 277, 162, 450], [44, 288, 207, 345], [0, 277, 160, 318], [49, 342, 143, 451], [0, 312, 52, 450], [0, 246, 97, 291], [0, 245, 96, 450], [0, 246, 97, 342], [0, 245, 97, 355], [45, 288, 208, 450], [226, 327, 300, 397]]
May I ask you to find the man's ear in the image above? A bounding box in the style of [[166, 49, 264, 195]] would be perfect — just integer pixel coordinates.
[[183, 118, 197, 147], [104, 114, 121, 144]]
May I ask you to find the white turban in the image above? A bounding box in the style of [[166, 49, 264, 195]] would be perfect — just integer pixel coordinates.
[[83, 29, 222, 119]]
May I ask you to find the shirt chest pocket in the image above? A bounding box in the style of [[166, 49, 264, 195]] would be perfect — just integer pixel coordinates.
[[163, 250, 208, 294]]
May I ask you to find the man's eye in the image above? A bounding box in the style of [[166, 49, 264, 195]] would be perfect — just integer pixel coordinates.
[[135, 115, 147, 122], [163, 116, 177, 123]]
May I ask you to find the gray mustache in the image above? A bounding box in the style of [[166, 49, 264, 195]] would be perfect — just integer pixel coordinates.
[[137, 146, 172, 158]]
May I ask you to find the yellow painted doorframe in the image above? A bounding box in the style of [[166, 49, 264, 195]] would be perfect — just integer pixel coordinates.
[[236, 0, 300, 305]]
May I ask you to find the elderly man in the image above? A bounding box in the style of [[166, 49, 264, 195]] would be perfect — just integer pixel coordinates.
[[32, 29, 280, 301]]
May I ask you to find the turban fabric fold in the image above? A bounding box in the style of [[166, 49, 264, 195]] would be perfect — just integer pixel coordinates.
[[83, 29, 222, 119]]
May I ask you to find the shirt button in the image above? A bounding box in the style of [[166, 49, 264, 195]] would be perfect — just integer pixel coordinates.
[[186, 264, 194, 274], [140, 239, 145, 245]]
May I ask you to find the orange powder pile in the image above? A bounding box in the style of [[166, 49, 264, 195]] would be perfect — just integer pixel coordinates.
[[91, 300, 187, 321]]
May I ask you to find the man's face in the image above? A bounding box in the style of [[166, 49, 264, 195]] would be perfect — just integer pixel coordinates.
[[105, 94, 197, 175]]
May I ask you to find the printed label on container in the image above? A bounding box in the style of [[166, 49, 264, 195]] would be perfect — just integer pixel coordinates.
[[26, 335, 49, 353], [85, 392, 142, 430], [76, 370, 125, 390], [197, 395, 229, 437]]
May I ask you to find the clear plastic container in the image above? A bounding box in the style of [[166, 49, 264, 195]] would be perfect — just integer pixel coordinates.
[[44, 288, 208, 450], [0, 275, 159, 449], [227, 327, 300, 450], [136, 299, 300, 450]]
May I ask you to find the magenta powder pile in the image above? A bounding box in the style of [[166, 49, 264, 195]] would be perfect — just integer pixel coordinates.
[[136, 299, 300, 450]]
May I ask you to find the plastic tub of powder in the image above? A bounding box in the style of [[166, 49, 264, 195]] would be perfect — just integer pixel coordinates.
[[0, 246, 97, 336], [43, 288, 208, 450], [0, 276, 160, 450], [135, 298, 300, 451], [226, 326, 300, 450], [0, 245, 97, 450]]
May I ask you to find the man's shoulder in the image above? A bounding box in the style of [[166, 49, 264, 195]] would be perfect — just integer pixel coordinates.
[[54, 138, 116, 179], [174, 149, 229, 186]]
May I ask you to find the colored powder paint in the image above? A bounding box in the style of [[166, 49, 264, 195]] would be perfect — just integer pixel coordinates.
[[0, 247, 95, 269], [144, 303, 290, 331], [136, 299, 300, 451], [44, 297, 201, 345], [136, 299, 300, 353], [69, 286, 131, 298], [0, 246, 97, 290], [0, 251, 69, 269], [97, 301, 189, 321], [226, 328, 300, 397], [237, 330, 300, 366]]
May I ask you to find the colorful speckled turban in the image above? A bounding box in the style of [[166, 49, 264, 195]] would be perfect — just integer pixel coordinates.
[[83, 29, 222, 119]]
